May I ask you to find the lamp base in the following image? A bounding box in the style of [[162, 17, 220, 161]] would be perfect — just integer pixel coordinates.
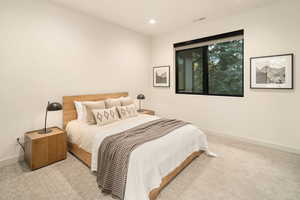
[[38, 129, 53, 134]]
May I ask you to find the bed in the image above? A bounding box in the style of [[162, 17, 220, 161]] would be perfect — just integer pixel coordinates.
[[63, 92, 208, 200]]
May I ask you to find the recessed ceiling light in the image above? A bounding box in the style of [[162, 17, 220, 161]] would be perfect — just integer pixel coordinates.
[[193, 17, 206, 23], [149, 19, 157, 24]]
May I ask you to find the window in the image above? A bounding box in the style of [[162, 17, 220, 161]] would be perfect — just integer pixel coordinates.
[[175, 30, 244, 97]]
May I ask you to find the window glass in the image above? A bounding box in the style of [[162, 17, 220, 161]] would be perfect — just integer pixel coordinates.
[[208, 39, 244, 96], [176, 48, 203, 93]]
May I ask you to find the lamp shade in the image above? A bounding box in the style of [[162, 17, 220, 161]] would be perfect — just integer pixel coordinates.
[[47, 102, 62, 111], [137, 94, 145, 100]]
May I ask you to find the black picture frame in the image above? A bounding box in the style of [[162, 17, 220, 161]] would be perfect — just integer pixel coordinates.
[[250, 54, 294, 89], [153, 66, 170, 87]]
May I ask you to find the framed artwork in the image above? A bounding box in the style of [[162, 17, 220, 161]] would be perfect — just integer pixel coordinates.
[[153, 66, 170, 87], [250, 54, 294, 89]]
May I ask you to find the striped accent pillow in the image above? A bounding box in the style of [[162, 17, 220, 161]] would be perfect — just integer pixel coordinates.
[[116, 104, 138, 120], [92, 107, 119, 126]]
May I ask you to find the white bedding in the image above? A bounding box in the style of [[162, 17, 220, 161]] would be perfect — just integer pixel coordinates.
[[66, 114, 209, 200]]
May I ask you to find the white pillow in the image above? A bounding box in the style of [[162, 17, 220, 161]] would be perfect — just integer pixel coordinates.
[[74, 100, 105, 123], [120, 96, 134, 106], [92, 107, 120, 126], [74, 101, 84, 121], [116, 104, 138, 120]]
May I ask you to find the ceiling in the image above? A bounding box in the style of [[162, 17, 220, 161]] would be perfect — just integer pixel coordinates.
[[50, 0, 278, 36]]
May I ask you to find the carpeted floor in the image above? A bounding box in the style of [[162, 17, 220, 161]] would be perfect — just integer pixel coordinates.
[[1, 134, 300, 200]]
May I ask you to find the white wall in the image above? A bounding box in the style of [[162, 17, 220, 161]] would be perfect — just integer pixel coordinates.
[[1, 0, 299, 163], [0, 0, 151, 161], [150, 0, 300, 152]]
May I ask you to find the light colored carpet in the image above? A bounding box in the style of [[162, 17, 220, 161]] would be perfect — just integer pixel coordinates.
[[1, 134, 300, 200]]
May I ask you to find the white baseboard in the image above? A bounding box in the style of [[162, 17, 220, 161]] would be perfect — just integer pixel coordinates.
[[0, 154, 24, 168], [204, 129, 300, 155]]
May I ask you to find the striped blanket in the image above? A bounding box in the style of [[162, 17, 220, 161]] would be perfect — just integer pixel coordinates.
[[96, 118, 189, 200]]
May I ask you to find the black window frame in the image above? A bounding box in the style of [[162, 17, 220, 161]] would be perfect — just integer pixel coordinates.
[[174, 30, 244, 97]]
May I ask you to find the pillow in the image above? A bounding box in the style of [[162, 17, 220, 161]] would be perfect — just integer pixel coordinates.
[[74, 101, 84, 121], [120, 96, 134, 106], [105, 97, 122, 108], [92, 107, 120, 126], [81, 101, 105, 124], [116, 104, 138, 120]]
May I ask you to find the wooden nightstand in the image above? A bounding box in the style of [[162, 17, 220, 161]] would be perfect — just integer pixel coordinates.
[[24, 127, 67, 170], [138, 109, 155, 115]]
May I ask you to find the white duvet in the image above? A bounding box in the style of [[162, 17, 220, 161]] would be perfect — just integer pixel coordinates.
[[66, 114, 209, 200]]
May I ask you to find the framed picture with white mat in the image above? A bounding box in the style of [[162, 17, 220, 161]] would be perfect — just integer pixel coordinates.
[[153, 66, 170, 87], [250, 54, 293, 89]]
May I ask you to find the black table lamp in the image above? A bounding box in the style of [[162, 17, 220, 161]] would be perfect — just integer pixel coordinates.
[[39, 101, 63, 134], [137, 94, 145, 112]]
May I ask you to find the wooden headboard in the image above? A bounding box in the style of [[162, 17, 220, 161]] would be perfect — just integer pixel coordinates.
[[63, 92, 128, 128]]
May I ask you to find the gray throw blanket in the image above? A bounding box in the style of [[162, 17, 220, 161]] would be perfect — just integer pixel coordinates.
[[97, 118, 189, 200]]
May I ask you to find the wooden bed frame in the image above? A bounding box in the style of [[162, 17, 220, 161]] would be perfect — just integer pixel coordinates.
[[63, 92, 204, 200]]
